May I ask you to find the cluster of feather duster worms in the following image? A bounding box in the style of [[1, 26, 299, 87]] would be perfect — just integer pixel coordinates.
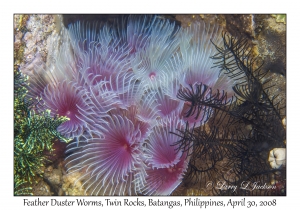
[[28, 15, 235, 195]]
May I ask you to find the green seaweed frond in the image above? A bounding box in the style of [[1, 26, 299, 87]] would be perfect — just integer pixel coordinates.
[[14, 174, 33, 196], [14, 68, 71, 194]]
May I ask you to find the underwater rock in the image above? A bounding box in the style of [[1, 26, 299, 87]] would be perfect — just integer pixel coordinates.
[[15, 14, 63, 77], [32, 178, 53, 196], [43, 166, 63, 193], [176, 14, 255, 39], [223, 14, 255, 38], [61, 171, 87, 196], [175, 14, 225, 29], [253, 15, 286, 76]]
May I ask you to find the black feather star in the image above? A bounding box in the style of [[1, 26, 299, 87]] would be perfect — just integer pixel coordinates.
[[172, 32, 286, 195]]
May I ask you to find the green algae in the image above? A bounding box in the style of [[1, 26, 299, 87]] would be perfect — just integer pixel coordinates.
[[14, 68, 71, 195], [272, 14, 286, 24]]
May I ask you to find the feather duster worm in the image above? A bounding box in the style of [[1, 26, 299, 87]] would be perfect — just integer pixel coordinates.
[[142, 114, 191, 195], [167, 22, 235, 127], [178, 22, 222, 88], [22, 15, 285, 196], [172, 32, 286, 195], [130, 16, 181, 89], [65, 114, 147, 195], [40, 80, 88, 139]]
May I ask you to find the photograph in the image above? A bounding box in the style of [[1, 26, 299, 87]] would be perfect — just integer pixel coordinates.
[[13, 14, 286, 197]]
